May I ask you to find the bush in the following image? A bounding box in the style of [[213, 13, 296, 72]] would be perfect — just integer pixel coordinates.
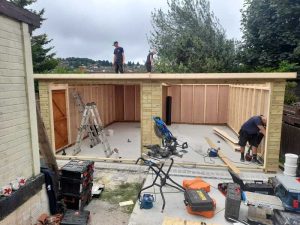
[[285, 81, 298, 105]]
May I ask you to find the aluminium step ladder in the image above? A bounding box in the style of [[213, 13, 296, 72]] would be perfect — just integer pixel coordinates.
[[72, 92, 100, 151], [72, 92, 113, 157]]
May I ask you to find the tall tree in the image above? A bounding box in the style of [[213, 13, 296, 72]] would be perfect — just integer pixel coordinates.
[[240, 0, 300, 69], [11, 0, 58, 73], [150, 0, 237, 73]]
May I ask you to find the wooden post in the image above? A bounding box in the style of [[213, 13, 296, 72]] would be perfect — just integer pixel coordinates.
[[264, 80, 286, 172]]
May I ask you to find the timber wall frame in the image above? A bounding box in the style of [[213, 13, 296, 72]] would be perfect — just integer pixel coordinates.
[[35, 73, 296, 172]]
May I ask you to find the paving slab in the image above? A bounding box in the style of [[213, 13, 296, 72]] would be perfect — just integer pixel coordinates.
[[128, 171, 255, 225]]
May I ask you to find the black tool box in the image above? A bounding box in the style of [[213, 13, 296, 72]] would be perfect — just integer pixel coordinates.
[[61, 209, 90, 225], [225, 183, 241, 221], [228, 169, 274, 195], [244, 182, 274, 195], [184, 189, 214, 211], [273, 209, 300, 225], [61, 160, 94, 180]]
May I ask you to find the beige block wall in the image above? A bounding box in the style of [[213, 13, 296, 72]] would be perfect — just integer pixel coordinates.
[[38, 81, 52, 142], [264, 80, 286, 172], [0, 15, 34, 186], [141, 82, 162, 152], [0, 185, 49, 225]]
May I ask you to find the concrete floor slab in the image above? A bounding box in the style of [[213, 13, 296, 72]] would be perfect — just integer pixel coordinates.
[[60, 122, 261, 169], [60, 122, 141, 158]]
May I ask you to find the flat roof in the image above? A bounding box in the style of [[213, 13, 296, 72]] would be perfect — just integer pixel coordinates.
[[0, 0, 40, 28], [34, 73, 297, 80]]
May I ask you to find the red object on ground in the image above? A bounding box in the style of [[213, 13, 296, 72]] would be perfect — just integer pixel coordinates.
[[183, 177, 210, 192]]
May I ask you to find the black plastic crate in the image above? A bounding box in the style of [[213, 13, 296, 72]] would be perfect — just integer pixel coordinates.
[[63, 188, 92, 210], [63, 192, 91, 210], [62, 183, 93, 197], [61, 176, 93, 195], [61, 209, 90, 225], [225, 183, 241, 221], [61, 160, 94, 180]]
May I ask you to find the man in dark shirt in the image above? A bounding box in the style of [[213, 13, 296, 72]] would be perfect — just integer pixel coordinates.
[[238, 115, 267, 163], [145, 49, 157, 72], [113, 41, 125, 73]]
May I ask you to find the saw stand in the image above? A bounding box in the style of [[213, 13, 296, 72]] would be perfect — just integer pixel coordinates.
[[136, 156, 185, 212]]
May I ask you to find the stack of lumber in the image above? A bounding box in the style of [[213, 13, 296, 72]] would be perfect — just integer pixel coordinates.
[[213, 127, 240, 151], [162, 217, 219, 225]]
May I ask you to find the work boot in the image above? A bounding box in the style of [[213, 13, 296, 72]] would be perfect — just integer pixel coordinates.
[[251, 157, 260, 164], [240, 153, 245, 162]]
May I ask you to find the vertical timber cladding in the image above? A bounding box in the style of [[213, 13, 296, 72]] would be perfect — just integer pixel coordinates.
[[141, 82, 162, 152], [264, 80, 286, 172], [166, 84, 229, 124]]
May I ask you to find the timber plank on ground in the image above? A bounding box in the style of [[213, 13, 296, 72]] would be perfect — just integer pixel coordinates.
[[213, 127, 239, 144], [213, 127, 241, 151], [205, 137, 240, 174]]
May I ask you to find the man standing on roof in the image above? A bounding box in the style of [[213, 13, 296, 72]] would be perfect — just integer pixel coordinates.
[[113, 41, 125, 73], [238, 115, 267, 163], [145, 49, 157, 72]]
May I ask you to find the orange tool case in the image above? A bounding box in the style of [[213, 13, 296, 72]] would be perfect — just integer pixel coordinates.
[[182, 177, 210, 192]]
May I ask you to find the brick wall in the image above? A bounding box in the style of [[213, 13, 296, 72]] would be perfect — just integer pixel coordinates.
[[0, 15, 34, 186], [0, 185, 49, 225]]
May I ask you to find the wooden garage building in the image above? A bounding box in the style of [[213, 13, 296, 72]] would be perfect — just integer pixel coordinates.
[[35, 73, 296, 172]]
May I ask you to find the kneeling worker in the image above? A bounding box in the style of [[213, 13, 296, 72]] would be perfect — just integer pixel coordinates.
[[238, 115, 267, 163]]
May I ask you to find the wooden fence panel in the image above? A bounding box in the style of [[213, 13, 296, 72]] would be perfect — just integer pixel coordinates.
[[280, 123, 300, 157]]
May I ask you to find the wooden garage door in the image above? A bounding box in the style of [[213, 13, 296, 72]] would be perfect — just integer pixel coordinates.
[[52, 90, 68, 151]]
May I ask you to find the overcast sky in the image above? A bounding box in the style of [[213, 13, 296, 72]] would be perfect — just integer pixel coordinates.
[[31, 0, 244, 63]]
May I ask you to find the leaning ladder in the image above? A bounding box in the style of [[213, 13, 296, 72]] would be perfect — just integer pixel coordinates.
[[72, 93, 113, 157]]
